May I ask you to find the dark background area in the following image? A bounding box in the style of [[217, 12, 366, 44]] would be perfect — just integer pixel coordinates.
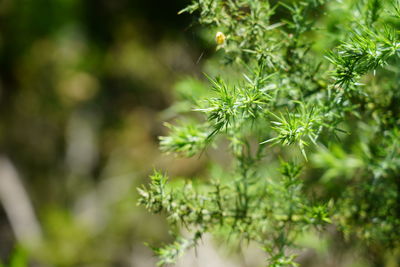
[[0, 0, 211, 265]]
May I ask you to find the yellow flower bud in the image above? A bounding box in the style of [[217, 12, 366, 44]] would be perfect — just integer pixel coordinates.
[[215, 31, 226, 45]]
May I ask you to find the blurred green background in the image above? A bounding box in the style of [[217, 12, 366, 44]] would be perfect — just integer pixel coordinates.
[[0, 0, 213, 266]]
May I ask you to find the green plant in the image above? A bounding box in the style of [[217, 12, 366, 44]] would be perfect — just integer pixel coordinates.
[[139, 0, 400, 266]]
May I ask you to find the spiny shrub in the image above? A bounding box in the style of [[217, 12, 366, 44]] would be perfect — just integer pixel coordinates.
[[138, 0, 400, 266]]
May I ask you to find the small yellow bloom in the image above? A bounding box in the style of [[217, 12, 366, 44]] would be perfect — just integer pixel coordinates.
[[215, 31, 226, 45]]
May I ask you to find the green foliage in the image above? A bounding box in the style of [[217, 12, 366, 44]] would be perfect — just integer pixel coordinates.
[[262, 104, 322, 160], [159, 122, 209, 157], [139, 0, 400, 266]]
